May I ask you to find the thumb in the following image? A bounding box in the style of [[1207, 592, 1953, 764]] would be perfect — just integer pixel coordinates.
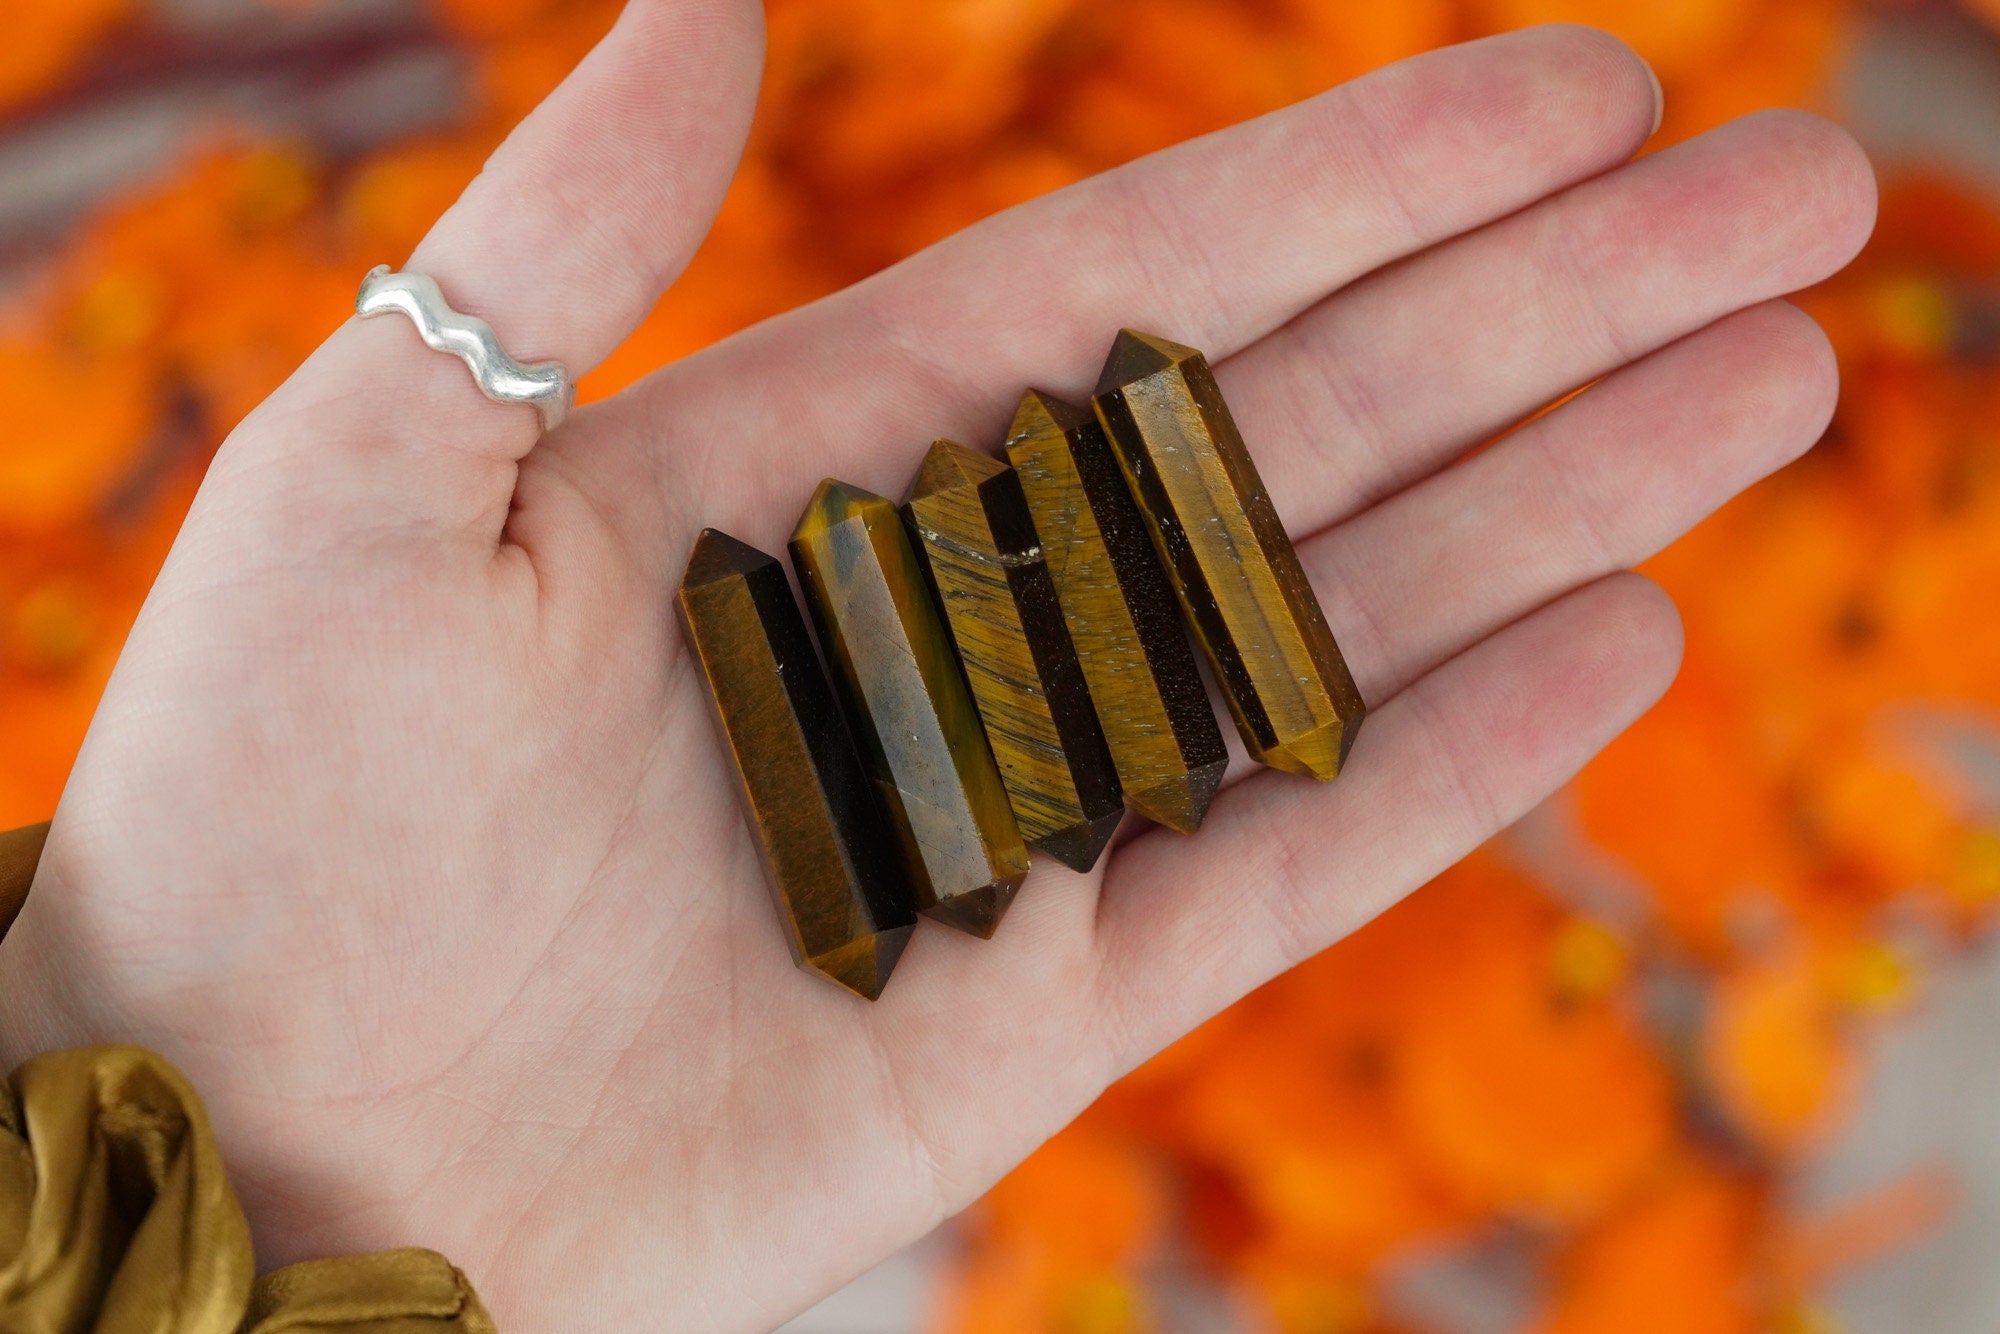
[[217, 0, 765, 539]]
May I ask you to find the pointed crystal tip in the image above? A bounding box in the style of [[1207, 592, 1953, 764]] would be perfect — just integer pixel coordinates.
[[1007, 389, 1093, 445], [680, 528, 777, 589], [1124, 760, 1228, 834], [1259, 713, 1364, 782], [908, 438, 1006, 501], [1095, 329, 1203, 396], [808, 925, 916, 1000], [922, 879, 1023, 939], [1031, 809, 1126, 874], [794, 478, 890, 542]]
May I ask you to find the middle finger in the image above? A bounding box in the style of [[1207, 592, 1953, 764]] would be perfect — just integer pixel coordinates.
[[1221, 108, 1875, 540]]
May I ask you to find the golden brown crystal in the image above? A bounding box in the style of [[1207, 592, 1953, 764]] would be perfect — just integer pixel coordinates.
[[676, 530, 916, 999], [905, 440, 1124, 872], [1094, 331, 1366, 780], [791, 481, 1030, 936], [1005, 391, 1228, 831]]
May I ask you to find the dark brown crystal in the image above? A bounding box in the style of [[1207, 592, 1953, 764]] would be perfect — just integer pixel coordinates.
[[676, 529, 916, 999]]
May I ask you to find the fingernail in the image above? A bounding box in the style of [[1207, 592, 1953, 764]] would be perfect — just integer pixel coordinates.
[[1645, 59, 1664, 135]]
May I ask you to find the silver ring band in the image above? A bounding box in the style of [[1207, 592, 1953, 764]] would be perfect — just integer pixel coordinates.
[[355, 265, 575, 433]]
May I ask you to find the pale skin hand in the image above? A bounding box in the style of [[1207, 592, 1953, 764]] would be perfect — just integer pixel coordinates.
[[0, 8, 1875, 1328]]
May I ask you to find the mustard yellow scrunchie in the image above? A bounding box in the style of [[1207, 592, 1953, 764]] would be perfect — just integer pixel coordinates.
[[0, 824, 495, 1333]]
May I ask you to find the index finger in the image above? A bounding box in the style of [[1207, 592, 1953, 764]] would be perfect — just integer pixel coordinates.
[[631, 23, 1661, 549]]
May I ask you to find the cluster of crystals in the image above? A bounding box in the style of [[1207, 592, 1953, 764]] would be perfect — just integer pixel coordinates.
[[676, 331, 1366, 999]]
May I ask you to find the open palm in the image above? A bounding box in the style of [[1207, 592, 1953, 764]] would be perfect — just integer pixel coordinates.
[[0, 7, 1875, 1329]]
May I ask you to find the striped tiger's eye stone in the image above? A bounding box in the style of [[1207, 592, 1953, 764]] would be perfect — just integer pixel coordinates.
[[791, 481, 1030, 937], [1094, 331, 1366, 780], [904, 440, 1124, 873], [676, 529, 917, 1000], [1005, 391, 1228, 832]]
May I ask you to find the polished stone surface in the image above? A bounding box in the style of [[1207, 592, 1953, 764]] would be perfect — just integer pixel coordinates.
[[676, 529, 916, 998], [905, 439, 1123, 872], [1005, 390, 1228, 831], [1094, 331, 1366, 780], [792, 481, 1029, 936]]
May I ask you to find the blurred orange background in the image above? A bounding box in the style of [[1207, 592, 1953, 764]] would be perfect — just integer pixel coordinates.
[[5, 1, 2000, 1330]]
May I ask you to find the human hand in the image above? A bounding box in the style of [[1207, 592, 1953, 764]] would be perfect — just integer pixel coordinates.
[[0, 8, 1876, 1328]]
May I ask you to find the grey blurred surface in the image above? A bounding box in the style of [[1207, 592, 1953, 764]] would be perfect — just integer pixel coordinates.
[[1845, 2, 2000, 185], [0, 0, 455, 274], [777, 1238, 939, 1333], [1815, 935, 2000, 1333]]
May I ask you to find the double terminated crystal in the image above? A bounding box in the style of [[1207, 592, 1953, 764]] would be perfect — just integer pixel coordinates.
[[1095, 331, 1366, 779], [676, 531, 916, 999], [905, 441, 1125, 871], [793, 482, 1030, 938], [1006, 392, 1229, 832]]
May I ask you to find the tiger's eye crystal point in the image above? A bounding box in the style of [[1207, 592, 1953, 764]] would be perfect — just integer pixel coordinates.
[[809, 932, 911, 1000], [922, 880, 1021, 939], [791, 480, 1031, 934], [910, 439, 997, 495], [1093, 331, 1366, 781], [1005, 391, 1228, 833], [905, 439, 1124, 873], [676, 528, 916, 1000]]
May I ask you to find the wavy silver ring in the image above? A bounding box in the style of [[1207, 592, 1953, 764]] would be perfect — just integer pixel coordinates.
[[355, 265, 575, 433]]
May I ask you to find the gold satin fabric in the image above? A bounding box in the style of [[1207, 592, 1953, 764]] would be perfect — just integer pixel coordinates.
[[0, 821, 45, 943], [0, 825, 496, 1333]]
